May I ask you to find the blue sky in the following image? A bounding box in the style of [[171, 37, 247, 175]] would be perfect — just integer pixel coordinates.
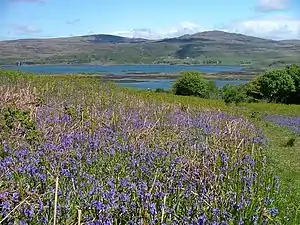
[[0, 0, 299, 40]]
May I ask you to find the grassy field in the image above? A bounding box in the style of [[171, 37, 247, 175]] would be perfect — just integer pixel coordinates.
[[1, 70, 300, 224], [128, 90, 300, 186]]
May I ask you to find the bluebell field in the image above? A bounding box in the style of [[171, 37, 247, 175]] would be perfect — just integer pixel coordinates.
[[0, 73, 294, 224]]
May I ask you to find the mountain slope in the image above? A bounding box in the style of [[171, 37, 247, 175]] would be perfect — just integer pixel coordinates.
[[81, 34, 148, 43], [180, 31, 278, 43], [0, 31, 299, 67]]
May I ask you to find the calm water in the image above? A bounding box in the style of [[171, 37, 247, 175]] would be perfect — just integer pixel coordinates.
[[2, 64, 244, 75], [1, 64, 248, 89], [116, 78, 248, 90]]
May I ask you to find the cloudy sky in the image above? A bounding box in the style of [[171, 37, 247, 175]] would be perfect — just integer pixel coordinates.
[[0, 0, 299, 40]]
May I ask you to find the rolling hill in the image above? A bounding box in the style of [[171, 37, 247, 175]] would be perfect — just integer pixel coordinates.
[[0, 31, 299, 67]]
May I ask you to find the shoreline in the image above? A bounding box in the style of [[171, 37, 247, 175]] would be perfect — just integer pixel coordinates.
[[1, 64, 261, 80], [1, 63, 260, 72], [46, 72, 256, 81], [1, 62, 248, 66]]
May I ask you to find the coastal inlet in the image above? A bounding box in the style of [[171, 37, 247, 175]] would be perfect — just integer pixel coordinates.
[[1, 64, 257, 89]]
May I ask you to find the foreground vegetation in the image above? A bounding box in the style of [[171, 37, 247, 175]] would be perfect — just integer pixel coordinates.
[[170, 64, 300, 106], [1, 69, 300, 224]]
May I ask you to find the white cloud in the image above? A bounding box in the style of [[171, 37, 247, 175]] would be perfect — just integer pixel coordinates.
[[255, 0, 289, 12], [223, 16, 300, 40], [113, 16, 300, 40], [112, 22, 207, 40], [114, 28, 159, 40]]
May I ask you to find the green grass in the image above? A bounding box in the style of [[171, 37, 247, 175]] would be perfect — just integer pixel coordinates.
[[156, 89, 300, 222], [124, 87, 300, 197], [263, 124, 300, 185], [78, 75, 300, 203], [28, 74, 300, 187], [1, 70, 300, 223]]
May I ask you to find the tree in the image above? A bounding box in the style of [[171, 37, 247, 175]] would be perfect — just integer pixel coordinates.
[[173, 71, 216, 98], [285, 64, 300, 104], [221, 84, 247, 105], [245, 76, 264, 102], [258, 68, 295, 103]]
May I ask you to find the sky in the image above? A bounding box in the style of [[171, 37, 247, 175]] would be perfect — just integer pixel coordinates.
[[0, 0, 299, 41]]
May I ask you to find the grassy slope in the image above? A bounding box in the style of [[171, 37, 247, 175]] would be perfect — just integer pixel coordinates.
[[3, 70, 300, 191], [130, 90, 300, 188], [1, 72, 300, 222], [136, 90, 300, 222]]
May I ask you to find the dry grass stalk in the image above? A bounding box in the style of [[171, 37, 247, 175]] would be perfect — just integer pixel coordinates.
[[0, 85, 39, 117]]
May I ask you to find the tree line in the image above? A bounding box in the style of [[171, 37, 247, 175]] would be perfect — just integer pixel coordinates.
[[170, 64, 300, 105]]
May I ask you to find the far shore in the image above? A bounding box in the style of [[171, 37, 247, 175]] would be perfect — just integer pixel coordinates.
[[1, 63, 261, 80], [0, 64, 264, 80], [0, 63, 264, 72], [46, 71, 257, 81]]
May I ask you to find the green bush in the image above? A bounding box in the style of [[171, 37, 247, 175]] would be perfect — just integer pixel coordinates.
[[0, 106, 41, 145], [154, 88, 172, 93], [221, 84, 247, 105], [285, 64, 300, 104], [260, 68, 295, 103], [247, 68, 296, 104], [223, 64, 300, 105], [245, 76, 264, 102], [173, 71, 216, 98], [207, 80, 219, 99]]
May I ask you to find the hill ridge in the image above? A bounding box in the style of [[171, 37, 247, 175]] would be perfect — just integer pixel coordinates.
[[0, 30, 299, 66]]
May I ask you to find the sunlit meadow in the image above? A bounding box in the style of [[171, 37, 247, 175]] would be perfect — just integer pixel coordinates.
[[0, 70, 296, 224]]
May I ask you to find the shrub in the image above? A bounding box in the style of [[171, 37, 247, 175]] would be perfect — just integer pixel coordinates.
[[285, 64, 300, 104], [0, 106, 41, 145], [245, 65, 300, 104], [221, 84, 247, 105], [207, 80, 219, 99], [173, 71, 216, 98], [154, 88, 171, 93], [254, 68, 295, 103], [245, 76, 264, 102]]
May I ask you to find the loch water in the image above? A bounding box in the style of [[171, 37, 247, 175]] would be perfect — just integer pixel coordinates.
[[2, 64, 249, 89]]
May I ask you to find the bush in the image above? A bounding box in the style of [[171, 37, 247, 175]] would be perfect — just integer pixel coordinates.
[[221, 84, 247, 105], [260, 68, 295, 103], [154, 88, 172, 93], [245, 65, 300, 104], [285, 64, 300, 104], [247, 68, 295, 103], [173, 71, 216, 98], [245, 76, 264, 102], [207, 80, 219, 99]]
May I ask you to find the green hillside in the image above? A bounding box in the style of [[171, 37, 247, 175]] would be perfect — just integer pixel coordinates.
[[0, 30, 299, 68]]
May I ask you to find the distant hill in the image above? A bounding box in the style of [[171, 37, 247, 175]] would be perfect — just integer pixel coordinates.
[[81, 34, 148, 44], [173, 31, 273, 43], [0, 31, 299, 67], [279, 39, 300, 45]]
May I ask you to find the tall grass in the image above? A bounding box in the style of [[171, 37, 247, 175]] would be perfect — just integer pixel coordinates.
[[0, 70, 298, 224]]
